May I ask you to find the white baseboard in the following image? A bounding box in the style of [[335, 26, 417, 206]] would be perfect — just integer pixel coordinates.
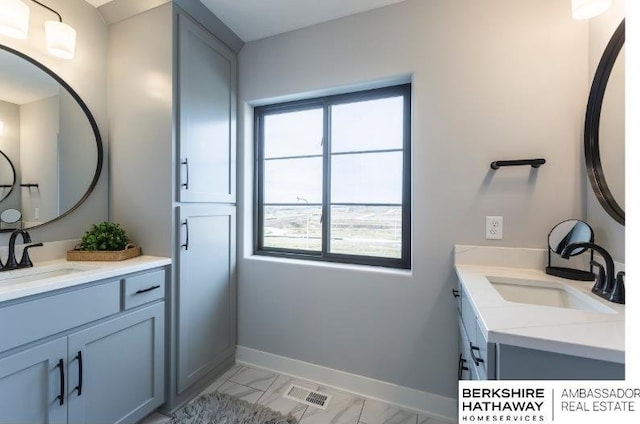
[[236, 345, 457, 421]]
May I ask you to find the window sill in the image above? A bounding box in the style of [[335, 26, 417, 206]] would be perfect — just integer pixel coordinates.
[[243, 253, 413, 277]]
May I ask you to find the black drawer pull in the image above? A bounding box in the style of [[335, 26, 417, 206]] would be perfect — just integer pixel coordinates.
[[73, 351, 83, 396], [458, 353, 469, 379], [56, 359, 65, 406], [470, 342, 484, 366], [452, 289, 460, 298], [135, 285, 161, 295]]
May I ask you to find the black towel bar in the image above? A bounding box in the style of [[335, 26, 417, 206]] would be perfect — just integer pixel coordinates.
[[490, 159, 546, 170]]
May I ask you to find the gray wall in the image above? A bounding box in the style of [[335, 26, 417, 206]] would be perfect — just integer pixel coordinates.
[[107, 3, 174, 257], [237, 0, 588, 399], [0, 100, 20, 212], [19, 96, 59, 225], [0, 0, 108, 243], [585, 0, 625, 262]]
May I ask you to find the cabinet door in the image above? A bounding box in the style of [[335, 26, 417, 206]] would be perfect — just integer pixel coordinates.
[[0, 338, 67, 424], [177, 205, 236, 393], [67, 303, 164, 424], [177, 12, 237, 203]]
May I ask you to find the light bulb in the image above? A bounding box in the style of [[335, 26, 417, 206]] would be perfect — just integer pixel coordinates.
[[45, 20, 76, 59], [572, 0, 612, 20], [0, 0, 29, 39]]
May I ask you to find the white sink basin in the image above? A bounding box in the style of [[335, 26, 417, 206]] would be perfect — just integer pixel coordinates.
[[0, 263, 96, 285], [488, 276, 615, 314]]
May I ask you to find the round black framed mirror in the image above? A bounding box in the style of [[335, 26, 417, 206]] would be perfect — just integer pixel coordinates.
[[584, 19, 625, 226], [0, 44, 103, 231]]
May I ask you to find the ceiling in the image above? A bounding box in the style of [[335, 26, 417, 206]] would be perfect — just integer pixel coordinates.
[[85, 0, 408, 42], [0, 50, 60, 105]]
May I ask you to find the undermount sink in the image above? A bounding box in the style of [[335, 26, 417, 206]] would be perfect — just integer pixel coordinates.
[[487, 276, 615, 314], [0, 263, 96, 285]]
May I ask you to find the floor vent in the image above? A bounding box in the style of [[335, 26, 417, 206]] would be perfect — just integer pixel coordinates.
[[283, 384, 331, 410]]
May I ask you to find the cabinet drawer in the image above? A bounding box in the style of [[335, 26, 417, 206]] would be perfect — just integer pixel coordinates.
[[122, 270, 165, 310], [0, 281, 120, 353]]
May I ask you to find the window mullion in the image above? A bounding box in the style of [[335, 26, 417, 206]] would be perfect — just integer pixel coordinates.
[[321, 101, 331, 256]]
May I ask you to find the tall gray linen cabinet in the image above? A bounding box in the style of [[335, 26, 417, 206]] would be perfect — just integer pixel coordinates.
[[108, 0, 242, 411]]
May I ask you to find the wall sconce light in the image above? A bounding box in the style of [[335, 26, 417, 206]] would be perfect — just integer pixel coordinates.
[[0, 0, 76, 59], [572, 0, 612, 20]]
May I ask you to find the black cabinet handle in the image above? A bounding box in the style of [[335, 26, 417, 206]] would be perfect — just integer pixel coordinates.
[[181, 158, 189, 189], [73, 351, 83, 396], [182, 220, 189, 250], [136, 285, 161, 294], [458, 353, 469, 379], [452, 289, 460, 298], [56, 359, 65, 406], [470, 342, 484, 366]]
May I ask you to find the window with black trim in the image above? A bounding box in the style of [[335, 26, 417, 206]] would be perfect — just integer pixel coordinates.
[[254, 84, 411, 269]]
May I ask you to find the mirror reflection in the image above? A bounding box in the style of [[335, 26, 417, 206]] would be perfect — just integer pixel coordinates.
[[548, 219, 594, 256], [0, 46, 102, 231], [599, 45, 624, 210], [0, 150, 16, 203]]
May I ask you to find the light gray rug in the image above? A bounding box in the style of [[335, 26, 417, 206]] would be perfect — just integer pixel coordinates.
[[171, 392, 298, 424]]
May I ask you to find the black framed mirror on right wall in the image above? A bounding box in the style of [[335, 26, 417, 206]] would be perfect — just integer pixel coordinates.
[[584, 2, 625, 263], [585, 19, 625, 226]]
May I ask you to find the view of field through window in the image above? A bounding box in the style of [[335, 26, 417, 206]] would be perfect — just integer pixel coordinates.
[[263, 205, 402, 258], [258, 84, 409, 265]]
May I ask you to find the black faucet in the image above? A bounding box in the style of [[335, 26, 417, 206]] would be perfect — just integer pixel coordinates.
[[2, 229, 42, 272], [560, 242, 620, 303], [610, 271, 625, 304]]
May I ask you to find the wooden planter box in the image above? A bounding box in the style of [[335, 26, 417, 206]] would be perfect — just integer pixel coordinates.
[[67, 245, 142, 261]]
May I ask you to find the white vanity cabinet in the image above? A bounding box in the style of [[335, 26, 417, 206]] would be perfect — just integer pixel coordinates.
[[0, 266, 167, 424]]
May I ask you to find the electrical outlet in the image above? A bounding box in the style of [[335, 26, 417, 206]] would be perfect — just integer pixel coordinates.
[[486, 216, 503, 240]]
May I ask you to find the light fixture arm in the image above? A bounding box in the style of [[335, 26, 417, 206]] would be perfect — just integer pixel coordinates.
[[29, 0, 62, 22]]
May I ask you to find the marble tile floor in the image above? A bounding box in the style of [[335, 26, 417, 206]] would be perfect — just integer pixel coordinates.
[[141, 364, 454, 424]]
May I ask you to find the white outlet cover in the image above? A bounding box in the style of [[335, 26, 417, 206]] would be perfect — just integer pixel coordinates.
[[486, 216, 503, 240]]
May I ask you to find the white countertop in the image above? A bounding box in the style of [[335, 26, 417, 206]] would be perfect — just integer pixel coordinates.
[[0, 256, 171, 303], [455, 263, 625, 364]]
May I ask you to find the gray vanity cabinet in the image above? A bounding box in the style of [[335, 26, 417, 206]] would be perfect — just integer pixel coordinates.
[[67, 303, 164, 424], [0, 267, 167, 424], [0, 338, 67, 424], [456, 282, 624, 380], [456, 284, 496, 381], [177, 12, 237, 204], [177, 205, 236, 394]]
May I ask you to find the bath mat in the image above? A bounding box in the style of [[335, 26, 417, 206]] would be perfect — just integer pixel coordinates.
[[171, 391, 298, 424]]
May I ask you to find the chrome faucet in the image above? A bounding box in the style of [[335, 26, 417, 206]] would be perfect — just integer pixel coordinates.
[[560, 242, 623, 304], [1, 229, 43, 272]]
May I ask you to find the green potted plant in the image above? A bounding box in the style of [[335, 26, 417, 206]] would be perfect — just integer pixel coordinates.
[[67, 222, 141, 261]]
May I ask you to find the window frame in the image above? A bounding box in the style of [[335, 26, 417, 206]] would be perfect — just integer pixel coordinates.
[[254, 83, 411, 269]]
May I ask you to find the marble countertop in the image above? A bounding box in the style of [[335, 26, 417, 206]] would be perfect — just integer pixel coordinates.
[[0, 256, 171, 303], [455, 264, 625, 363]]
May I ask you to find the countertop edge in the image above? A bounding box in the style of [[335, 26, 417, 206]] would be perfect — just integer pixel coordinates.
[[0, 256, 172, 304]]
